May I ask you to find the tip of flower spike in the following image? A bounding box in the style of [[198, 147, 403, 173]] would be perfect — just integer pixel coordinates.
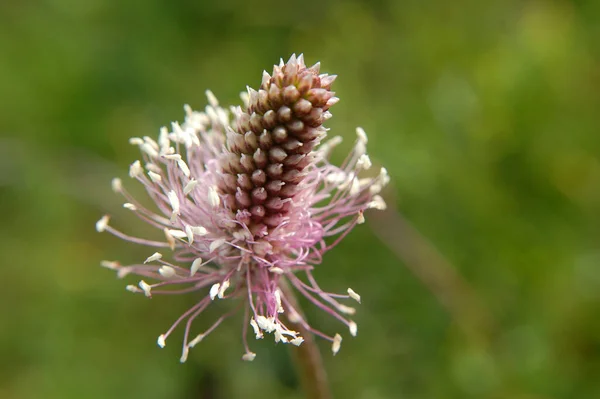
[[157, 334, 166, 348], [95, 215, 110, 232], [332, 334, 342, 355], [242, 352, 256, 362]]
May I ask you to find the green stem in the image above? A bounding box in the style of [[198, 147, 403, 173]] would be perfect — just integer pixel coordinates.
[[280, 280, 331, 399]]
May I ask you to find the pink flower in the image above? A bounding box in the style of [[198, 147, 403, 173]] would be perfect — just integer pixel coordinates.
[[97, 54, 389, 362]]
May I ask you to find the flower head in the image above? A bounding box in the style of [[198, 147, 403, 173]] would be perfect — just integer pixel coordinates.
[[98, 54, 389, 362]]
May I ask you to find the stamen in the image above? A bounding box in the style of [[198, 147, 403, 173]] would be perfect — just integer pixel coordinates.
[[144, 252, 162, 264], [332, 333, 342, 355], [190, 258, 203, 276], [347, 288, 361, 303], [96, 215, 110, 232]]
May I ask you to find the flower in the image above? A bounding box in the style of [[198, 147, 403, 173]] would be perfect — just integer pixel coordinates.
[[97, 54, 389, 362]]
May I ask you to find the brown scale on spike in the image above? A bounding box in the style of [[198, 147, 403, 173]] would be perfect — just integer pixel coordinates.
[[219, 55, 338, 237]]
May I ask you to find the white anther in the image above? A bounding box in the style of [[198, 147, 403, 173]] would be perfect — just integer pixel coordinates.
[[250, 318, 263, 339], [183, 179, 198, 195], [157, 334, 166, 348], [138, 280, 152, 297], [328, 135, 343, 147], [209, 283, 220, 300], [177, 159, 190, 177], [209, 238, 226, 253], [129, 137, 144, 145], [185, 225, 194, 245], [356, 127, 368, 143], [144, 252, 162, 264], [100, 260, 119, 270], [123, 203, 137, 211], [164, 228, 176, 250], [191, 226, 208, 236], [205, 90, 219, 107], [357, 154, 372, 170], [111, 178, 122, 193], [158, 126, 170, 151], [126, 285, 142, 293], [274, 289, 284, 313], [332, 334, 342, 355], [357, 211, 365, 224], [369, 183, 383, 195], [269, 267, 284, 274], [140, 143, 159, 158], [347, 288, 361, 303], [145, 163, 161, 174], [208, 186, 220, 208], [274, 328, 288, 343], [179, 346, 189, 363], [349, 321, 358, 337], [158, 265, 176, 278], [167, 190, 180, 221], [95, 215, 110, 232], [167, 229, 187, 239], [190, 258, 203, 277], [337, 304, 356, 315], [256, 316, 276, 333], [325, 171, 347, 185], [217, 280, 230, 299], [129, 160, 143, 178], [242, 352, 256, 362], [379, 167, 390, 186], [350, 178, 360, 196], [355, 140, 366, 157], [163, 153, 182, 161], [148, 171, 162, 183], [189, 334, 205, 348], [368, 195, 387, 210]]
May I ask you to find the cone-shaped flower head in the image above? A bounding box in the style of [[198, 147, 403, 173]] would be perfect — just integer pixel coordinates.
[[98, 54, 389, 362]]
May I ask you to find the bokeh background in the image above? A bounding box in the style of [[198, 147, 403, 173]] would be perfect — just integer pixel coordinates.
[[2, 0, 600, 398]]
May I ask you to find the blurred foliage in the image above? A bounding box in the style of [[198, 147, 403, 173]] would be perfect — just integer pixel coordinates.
[[1, 0, 600, 398]]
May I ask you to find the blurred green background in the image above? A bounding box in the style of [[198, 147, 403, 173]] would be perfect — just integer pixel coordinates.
[[1, 0, 600, 398]]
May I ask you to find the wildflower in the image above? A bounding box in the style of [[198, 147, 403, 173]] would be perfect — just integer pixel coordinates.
[[97, 54, 389, 362]]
